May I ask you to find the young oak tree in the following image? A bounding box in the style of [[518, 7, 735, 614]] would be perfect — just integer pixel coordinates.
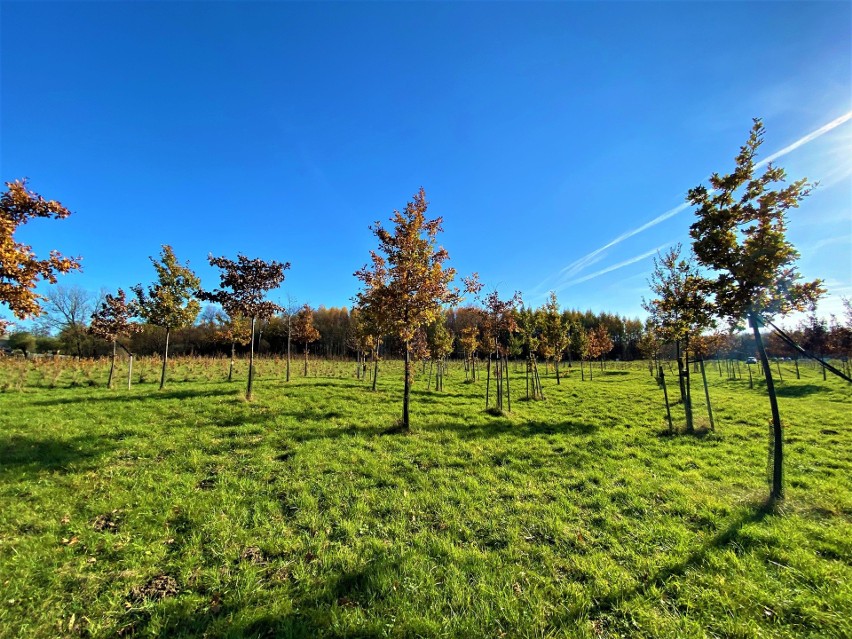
[[354, 188, 468, 431], [688, 118, 824, 500], [540, 291, 570, 384], [425, 314, 454, 392], [642, 244, 715, 432], [586, 325, 613, 380], [479, 289, 521, 413], [132, 245, 201, 390], [89, 289, 138, 390], [572, 324, 590, 381], [350, 302, 386, 390], [214, 310, 252, 383], [290, 304, 321, 377], [515, 304, 545, 399], [197, 254, 289, 400], [0, 179, 81, 332]]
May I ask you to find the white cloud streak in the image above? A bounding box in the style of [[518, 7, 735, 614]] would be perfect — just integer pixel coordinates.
[[536, 111, 852, 293], [756, 111, 852, 168], [557, 243, 670, 289]]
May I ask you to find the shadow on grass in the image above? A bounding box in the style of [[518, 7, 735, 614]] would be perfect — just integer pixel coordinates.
[[120, 551, 404, 638], [773, 384, 825, 398], [0, 432, 118, 477], [655, 426, 718, 440], [28, 387, 239, 406], [429, 418, 598, 439], [577, 497, 778, 624]]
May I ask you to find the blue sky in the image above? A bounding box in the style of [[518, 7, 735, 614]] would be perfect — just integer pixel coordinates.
[[2, 1, 850, 327]]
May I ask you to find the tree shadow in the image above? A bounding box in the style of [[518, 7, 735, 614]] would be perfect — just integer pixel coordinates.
[[773, 384, 824, 398], [0, 432, 117, 478], [121, 550, 403, 638], [28, 388, 239, 407], [428, 418, 598, 440], [574, 497, 778, 624]]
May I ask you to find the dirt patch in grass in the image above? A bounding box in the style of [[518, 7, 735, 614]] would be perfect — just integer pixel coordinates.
[[92, 510, 122, 532], [128, 574, 179, 602]]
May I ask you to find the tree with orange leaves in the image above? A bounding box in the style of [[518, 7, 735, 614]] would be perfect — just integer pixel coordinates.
[[1, 179, 81, 332], [290, 304, 321, 377], [354, 188, 470, 431]]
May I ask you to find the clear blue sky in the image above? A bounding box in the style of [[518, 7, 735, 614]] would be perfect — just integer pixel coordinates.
[[3, 1, 850, 327]]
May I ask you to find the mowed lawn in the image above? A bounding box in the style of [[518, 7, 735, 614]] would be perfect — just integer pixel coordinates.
[[0, 357, 850, 638]]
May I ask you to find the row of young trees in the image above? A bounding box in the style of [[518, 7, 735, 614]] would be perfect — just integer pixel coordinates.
[[1, 120, 845, 499]]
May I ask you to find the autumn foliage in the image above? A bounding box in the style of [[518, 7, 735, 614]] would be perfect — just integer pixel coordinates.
[[354, 188, 463, 430], [198, 254, 289, 399], [0, 179, 81, 332]]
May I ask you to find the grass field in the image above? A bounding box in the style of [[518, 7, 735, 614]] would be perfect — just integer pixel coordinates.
[[0, 356, 850, 638]]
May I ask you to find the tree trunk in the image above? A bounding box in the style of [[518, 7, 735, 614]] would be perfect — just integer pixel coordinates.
[[505, 356, 511, 412], [127, 353, 133, 390], [304, 345, 308, 377], [372, 343, 379, 392], [750, 313, 783, 500], [555, 358, 561, 385], [699, 358, 714, 431], [534, 360, 545, 400], [229, 341, 235, 382], [659, 365, 673, 433], [675, 340, 686, 403], [159, 328, 170, 390], [683, 345, 694, 433], [286, 318, 291, 382], [402, 341, 411, 431], [108, 340, 116, 389], [247, 316, 256, 400], [485, 354, 491, 409]]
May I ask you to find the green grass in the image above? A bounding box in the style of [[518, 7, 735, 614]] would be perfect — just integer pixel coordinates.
[[0, 357, 850, 638]]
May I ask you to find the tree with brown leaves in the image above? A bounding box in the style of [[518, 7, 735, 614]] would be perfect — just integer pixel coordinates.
[[1, 179, 81, 332], [354, 188, 467, 431], [290, 304, 320, 377], [89, 289, 138, 389], [480, 289, 521, 413], [198, 254, 289, 399], [586, 325, 613, 380], [215, 311, 252, 383]]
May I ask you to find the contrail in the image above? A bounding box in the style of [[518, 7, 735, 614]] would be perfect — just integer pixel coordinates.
[[757, 111, 852, 168], [556, 243, 671, 290], [536, 110, 852, 292], [528, 201, 689, 294]]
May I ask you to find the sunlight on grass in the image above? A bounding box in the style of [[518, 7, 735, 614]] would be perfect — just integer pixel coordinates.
[[0, 357, 849, 638]]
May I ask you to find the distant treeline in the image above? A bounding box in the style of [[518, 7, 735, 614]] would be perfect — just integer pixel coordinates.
[[7, 304, 850, 363]]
